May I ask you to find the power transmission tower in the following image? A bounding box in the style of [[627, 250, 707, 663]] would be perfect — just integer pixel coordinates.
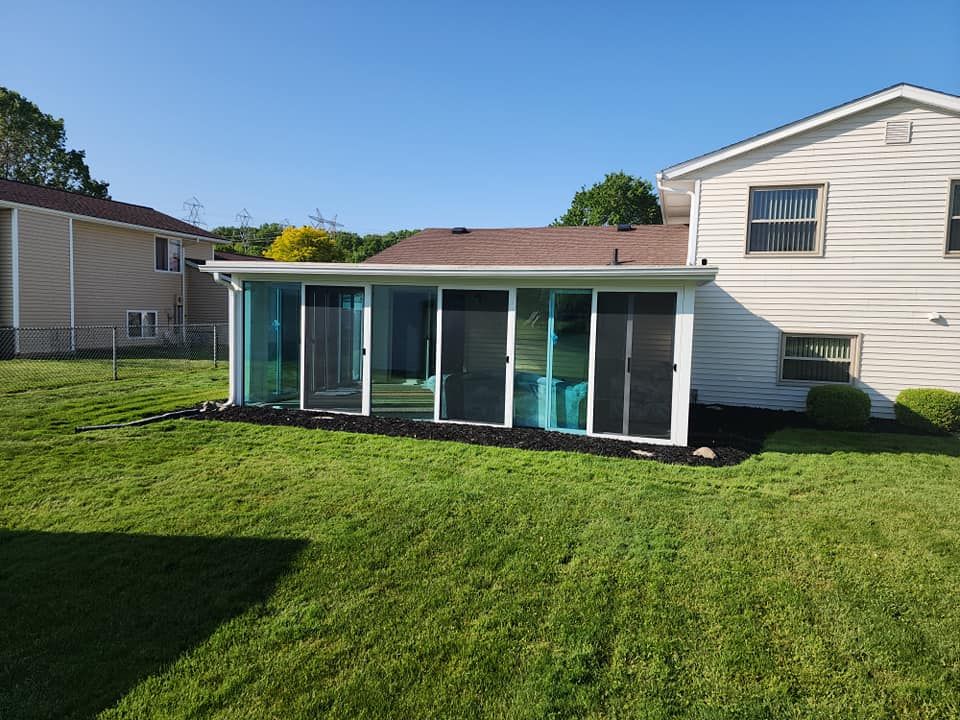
[[236, 208, 253, 250], [182, 196, 206, 227], [309, 208, 344, 240]]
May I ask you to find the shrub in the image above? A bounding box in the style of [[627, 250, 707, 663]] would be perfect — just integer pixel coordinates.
[[806, 385, 871, 430], [894, 388, 960, 434]]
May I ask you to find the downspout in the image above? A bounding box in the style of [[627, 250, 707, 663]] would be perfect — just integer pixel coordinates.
[[11, 208, 19, 354], [657, 174, 700, 266]]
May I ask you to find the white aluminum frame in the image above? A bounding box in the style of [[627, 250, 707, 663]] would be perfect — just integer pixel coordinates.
[[432, 285, 515, 428], [299, 281, 369, 416]]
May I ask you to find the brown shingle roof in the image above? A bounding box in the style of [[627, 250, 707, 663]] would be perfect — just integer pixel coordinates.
[[0, 178, 222, 240], [367, 225, 689, 266]]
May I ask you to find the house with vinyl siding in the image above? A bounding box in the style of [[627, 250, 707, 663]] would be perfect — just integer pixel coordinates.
[[0, 179, 228, 352], [201, 82, 960, 447], [657, 82, 960, 418]]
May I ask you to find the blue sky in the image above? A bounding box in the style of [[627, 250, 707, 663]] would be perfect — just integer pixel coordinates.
[[2, 0, 958, 234]]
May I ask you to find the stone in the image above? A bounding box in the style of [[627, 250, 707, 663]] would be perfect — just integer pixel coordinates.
[[631, 449, 655, 458], [692, 446, 717, 460]]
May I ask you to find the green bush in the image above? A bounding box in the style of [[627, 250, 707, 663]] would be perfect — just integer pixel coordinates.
[[895, 388, 960, 434], [806, 385, 871, 430]]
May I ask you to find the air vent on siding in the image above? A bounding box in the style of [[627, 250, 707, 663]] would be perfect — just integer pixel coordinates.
[[885, 120, 912, 144]]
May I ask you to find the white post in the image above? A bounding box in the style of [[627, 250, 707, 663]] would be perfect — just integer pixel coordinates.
[[585, 289, 598, 435], [671, 283, 697, 446], [228, 283, 244, 405], [433, 288, 444, 421], [299, 283, 306, 410], [361, 284, 373, 415], [504, 287, 516, 427]]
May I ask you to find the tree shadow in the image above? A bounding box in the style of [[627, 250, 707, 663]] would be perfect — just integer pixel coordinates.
[[0, 530, 306, 720]]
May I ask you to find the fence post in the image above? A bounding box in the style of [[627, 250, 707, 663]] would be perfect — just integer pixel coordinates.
[[111, 326, 118, 380], [213, 324, 218, 368]]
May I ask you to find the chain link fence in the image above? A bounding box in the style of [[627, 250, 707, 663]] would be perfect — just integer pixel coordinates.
[[0, 324, 229, 393]]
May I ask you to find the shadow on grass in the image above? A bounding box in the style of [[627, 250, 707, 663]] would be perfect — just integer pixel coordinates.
[[764, 427, 960, 457], [0, 530, 306, 720]]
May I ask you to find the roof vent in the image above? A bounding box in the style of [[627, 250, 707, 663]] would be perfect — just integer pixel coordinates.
[[616, 223, 634, 232], [451, 226, 470, 234], [610, 248, 620, 266], [885, 120, 912, 144]]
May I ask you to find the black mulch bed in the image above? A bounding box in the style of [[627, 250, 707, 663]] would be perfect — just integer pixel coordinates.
[[195, 405, 753, 467]]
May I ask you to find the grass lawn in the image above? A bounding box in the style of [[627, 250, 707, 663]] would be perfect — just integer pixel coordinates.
[[2, 368, 960, 718]]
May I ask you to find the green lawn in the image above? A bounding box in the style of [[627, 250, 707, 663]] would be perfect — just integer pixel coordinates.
[[2, 369, 960, 719]]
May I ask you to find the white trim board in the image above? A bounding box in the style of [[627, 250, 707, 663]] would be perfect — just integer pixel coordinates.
[[660, 83, 960, 181]]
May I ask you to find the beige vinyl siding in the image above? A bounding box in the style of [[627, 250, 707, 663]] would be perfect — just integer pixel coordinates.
[[185, 262, 228, 323], [0, 210, 11, 326], [17, 209, 70, 327], [73, 220, 184, 328], [689, 98, 960, 417]]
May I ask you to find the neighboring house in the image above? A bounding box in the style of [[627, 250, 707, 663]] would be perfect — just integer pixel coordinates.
[[0, 179, 228, 348], [203, 83, 960, 445], [184, 251, 272, 325], [657, 82, 960, 418]]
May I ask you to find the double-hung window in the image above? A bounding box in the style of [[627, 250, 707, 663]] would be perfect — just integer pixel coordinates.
[[747, 185, 824, 254], [947, 180, 960, 254], [155, 236, 182, 272], [127, 310, 158, 338], [780, 334, 857, 384]]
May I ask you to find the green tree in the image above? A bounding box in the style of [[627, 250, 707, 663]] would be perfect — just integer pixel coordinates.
[[336, 229, 419, 262], [211, 222, 286, 256], [264, 225, 344, 262], [553, 172, 661, 226], [0, 87, 109, 198]]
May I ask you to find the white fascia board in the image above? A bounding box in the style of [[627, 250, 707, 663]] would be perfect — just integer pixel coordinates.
[[0, 199, 228, 244], [661, 84, 960, 180], [200, 261, 718, 285]]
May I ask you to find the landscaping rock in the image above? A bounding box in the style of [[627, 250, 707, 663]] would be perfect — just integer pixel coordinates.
[[692, 446, 717, 460], [631, 449, 655, 458]]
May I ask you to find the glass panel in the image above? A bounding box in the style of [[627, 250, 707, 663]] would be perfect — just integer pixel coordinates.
[[304, 286, 364, 412], [951, 181, 960, 216], [782, 359, 851, 383], [243, 282, 301, 406], [439, 289, 508, 424], [748, 187, 819, 252], [143, 312, 157, 338], [593, 292, 676, 439], [949, 217, 960, 252], [513, 289, 590, 431], [782, 335, 852, 382], [371, 286, 437, 419], [748, 221, 817, 252], [127, 312, 142, 338], [155, 238, 167, 270]]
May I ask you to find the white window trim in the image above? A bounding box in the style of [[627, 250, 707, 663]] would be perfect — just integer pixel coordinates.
[[155, 236, 183, 274], [945, 178, 960, 257], [777, 332, 861, 386], [126, 310, 159, 339], [744, 183, 827, 257]]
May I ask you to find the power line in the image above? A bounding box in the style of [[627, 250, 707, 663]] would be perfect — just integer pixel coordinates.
[[182, 196, 206, 227]]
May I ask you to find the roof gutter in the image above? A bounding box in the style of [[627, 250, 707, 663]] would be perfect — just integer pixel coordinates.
[[211, 271, 242, 292]]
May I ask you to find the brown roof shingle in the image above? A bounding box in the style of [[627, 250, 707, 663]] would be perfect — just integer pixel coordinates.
[[366, 225, 689, 266], [0, 178, 222, 240]]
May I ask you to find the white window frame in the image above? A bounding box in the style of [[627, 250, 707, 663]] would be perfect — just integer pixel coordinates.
[[126, 310, 159, 339], [778, 332, 860, 385], [155, 236, 182, 273], [945, 178, 960, 256], [745, 183, 827, 256]]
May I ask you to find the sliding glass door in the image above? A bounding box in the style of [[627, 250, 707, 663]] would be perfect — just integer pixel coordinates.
[[592, 292, 677, 439], [371, 286, 437, 418], [243, 282, 301, 406], [304, 285, 365, 412], [513, 289, 590, 431], [439, 289, 509, 424]]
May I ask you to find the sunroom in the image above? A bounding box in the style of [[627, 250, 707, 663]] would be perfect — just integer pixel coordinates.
[[204, 227, 716, 446]]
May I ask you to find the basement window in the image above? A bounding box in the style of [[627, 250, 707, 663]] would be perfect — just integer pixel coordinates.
[[155, 236, 182, 272], [779, 334, 857, 384], [127, 310, 158, 339]]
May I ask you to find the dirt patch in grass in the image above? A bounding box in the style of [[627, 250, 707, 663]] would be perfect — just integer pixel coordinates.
[[196, 405, 754, 467]]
